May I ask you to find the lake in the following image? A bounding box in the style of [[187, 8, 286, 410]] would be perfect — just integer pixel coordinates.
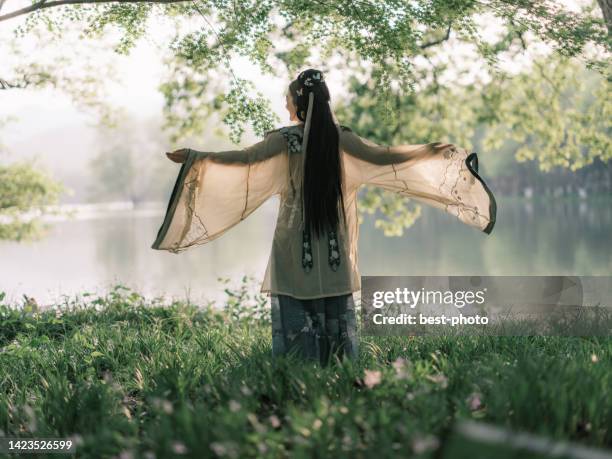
[[1, 196, 610, 307]]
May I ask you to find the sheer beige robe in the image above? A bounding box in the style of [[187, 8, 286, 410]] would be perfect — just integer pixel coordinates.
[[152, 124, 496, 299]]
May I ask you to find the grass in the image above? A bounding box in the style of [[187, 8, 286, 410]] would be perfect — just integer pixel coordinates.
[[0, 279, 611, 459]]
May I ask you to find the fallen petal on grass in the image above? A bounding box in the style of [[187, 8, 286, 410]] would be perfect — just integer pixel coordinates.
[[363, 370, 382, 388]]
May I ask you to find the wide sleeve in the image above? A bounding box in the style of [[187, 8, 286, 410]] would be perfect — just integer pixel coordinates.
[[340, 128, 497, 234], [151, 131, 288, 253]]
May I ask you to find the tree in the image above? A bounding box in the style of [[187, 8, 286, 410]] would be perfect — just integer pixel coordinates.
[[0, 116, 65, 240], [88, 113, 176, 203], [337, 52, 610, 234], [479, 55, 611, 172], [0, 0, 609, 238], [0, 161, 64, 241], [0, 0, 608, 142]]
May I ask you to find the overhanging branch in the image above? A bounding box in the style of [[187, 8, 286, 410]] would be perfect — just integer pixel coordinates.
[[0, 0, 192, 22], [420, 24, 452, 49], [0, 71, 54, 90], [0, 77, 27, 89]]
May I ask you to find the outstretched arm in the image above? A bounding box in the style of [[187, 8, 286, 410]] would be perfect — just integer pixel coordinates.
[[166, 130, 286, 165], [340, 126, 496, 234], [153, 130, 289, 252], [339, 128, 454, 166]]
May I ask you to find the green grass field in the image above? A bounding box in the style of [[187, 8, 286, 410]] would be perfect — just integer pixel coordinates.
[[1, 280, 610, 458]]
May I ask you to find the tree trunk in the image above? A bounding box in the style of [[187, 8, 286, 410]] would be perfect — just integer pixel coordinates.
[[597, 0, 612, 35]]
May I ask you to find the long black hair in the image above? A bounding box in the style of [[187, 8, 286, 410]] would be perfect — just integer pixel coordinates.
[[288, 69, 347, 239]]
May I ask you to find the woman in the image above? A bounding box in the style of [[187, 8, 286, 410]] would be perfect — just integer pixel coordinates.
[[153, 69, 497, 366]]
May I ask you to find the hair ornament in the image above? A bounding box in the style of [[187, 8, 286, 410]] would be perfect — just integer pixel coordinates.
[[299, 70, 325, 88]]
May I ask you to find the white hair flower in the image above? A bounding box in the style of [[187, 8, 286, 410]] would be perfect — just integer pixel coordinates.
[[300, 71, 325, 88]]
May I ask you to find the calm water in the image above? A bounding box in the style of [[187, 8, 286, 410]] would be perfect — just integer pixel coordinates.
[[1, 196, 610, 307]]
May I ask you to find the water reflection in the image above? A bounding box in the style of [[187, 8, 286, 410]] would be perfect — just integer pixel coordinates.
[[1, 196, 610, 306]]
